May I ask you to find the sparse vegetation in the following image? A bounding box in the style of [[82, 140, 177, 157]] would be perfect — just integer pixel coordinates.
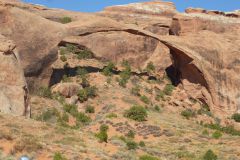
[[212, 130, 222, 139], [60, 55, 67, 62], [37, 86, 52, 99], [126, 140, 138, 150], [124, 105, 147, 122], [118, 60, 131, 87], [106, 113, 118, 119], [76, 49, 94, 59], [203, 150, 217, 160], [96, 124, 109, 143], [155, 90, 165, 101], [103, 62, 115, 76], [53, 152, 67, 160], [139, 141, 145, 147], [163, 84, 175, 95], [154, 105, 161, 112], [60, 16, 72, 24], [203, 123, 240, 136], [140, 95, 150, 104], [126, 130, 135, 138], [145, 61, 155, 74], [85, 105, 95, 113], [232, 113, 240, 122], [131, 85, 141, 96], [77, 86, 98, 102], [181, 109, 195, 119], [139, 155, 159, 160]]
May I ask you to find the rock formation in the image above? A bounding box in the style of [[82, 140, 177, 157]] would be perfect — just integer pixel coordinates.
[[0, 0, 239, 119], [0, 35, 30, 116]]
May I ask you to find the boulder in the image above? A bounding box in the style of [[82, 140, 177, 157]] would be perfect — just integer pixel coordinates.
[[51, 83, 82, 98]]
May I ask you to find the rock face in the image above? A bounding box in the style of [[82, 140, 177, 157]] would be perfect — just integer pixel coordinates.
[[0, 0, 239, 119], [0, 35, 30, 116], [51, 82, 82, 98]]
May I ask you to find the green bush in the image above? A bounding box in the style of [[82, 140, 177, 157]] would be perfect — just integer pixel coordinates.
[[81, 77, 90, 88], [60, 16, 72, 24], [75, 112, 91, 124], [53, 152, 67, 160], [139, 141, 145, 147], [62, 75, 71, 82], [60, 55, 67, 62], [139, 155, 159, 160], [163, 84, 175, 95], [126, 140, 138, 150], [103, 62, 115, 76], [232, 113, 240, 122], [203, 150, 217, 160], [118, 60, 131, 87], [77, 89, 88, 102], [124, 105, 147, 122], [85, 105, 95, 113], [85, 86, 98, 98], [131, 86, 141, 96], [140, 95, 150, 104], [212, 131, 222, 139], [66, 43, 78, 53], [96, 124, 109, 143], [38, 86, 52, 99], [181, 109, 195, 119], [145, 62, 155, 74], [154, 105, 161, 112], [126, 130, 135, 138]]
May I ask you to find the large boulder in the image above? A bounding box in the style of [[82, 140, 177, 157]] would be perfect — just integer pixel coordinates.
[[51, 82, 82, 98], [0, 35, 30, 116]]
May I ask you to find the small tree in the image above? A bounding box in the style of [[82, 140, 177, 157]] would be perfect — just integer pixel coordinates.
[[96, 124, 109, 143], [103, 62, 115, 76], [126, 140, 138, 150]]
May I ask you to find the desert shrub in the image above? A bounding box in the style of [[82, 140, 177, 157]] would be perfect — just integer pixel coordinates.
[[13, 136, 42, 153], [96, 124, 109, 143], [106, 113, 118, 119], [203, 150, 217, 160], [85, 105, 95, 113], [124, 105, 147, 122], [126, 140, 138, 150], [85, 86, 98, 98], [154, 105, 161, 112], [139, 155, 159, 160], [145, 61, 155, 74], [212, 131, 222, 139], [60, 16, 72, 24], [197, 104, 212, 117], [232, 113, 240, 122], [76, 50, 93, 59], [53, 152, 67, 160], [76, 67, 88, 78], [126, 130, 135, 138], [140, 95, 150, 104], [59, 47, 67, 55], [202, 129, 209, 136], [155, 90, 165, 101], [77, 89, 88, 102], [139, 141, 145, 147], [203, 123, 240, 136], [37, 86, 52, 99], [52, 92, 65, 104], [37, 108, 59, 122], [66, 43, 78, 53], [118, 60, 131, 87], [103, 62, 115, 76], [81, 77, 90, 88], [131, 86, 141, 96], [181, 109, 195, 119], [75, 112, 91, 124], [61, 112, 69, 122], [163, 84, 175, 95], [60, 55, 67, 62], [63, 104, 78, 115]]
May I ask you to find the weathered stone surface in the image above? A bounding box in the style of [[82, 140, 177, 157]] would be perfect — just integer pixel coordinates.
[[51, 82, 82, 98], [0, 35, 30, 116]]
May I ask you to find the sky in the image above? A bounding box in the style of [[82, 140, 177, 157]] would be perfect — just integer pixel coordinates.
[[23, 0, 240, 12]]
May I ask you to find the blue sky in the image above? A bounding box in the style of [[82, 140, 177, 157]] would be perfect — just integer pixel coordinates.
[[23, 0, 240, 12]]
